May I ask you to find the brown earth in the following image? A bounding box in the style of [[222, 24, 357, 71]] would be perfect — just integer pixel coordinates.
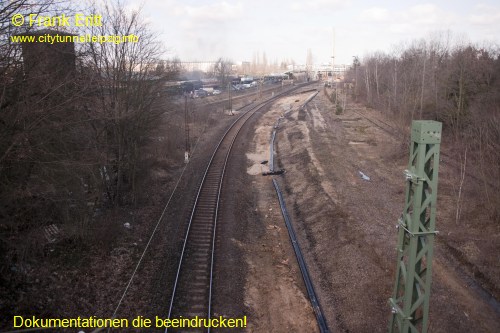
[[3, 82, 498, 333], [235, 83, 499, 332], [231, 93, 322, 333], [0, 84, 283, 332]]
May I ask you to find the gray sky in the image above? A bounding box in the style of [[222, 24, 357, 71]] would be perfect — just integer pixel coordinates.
[[126, 0, 500, 65]]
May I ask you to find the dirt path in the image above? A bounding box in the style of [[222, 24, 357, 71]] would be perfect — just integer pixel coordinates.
[[247, 85, 500, 332], [236, 92, 322, 333]]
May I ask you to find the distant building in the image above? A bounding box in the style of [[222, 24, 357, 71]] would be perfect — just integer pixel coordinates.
[[15, 29, 77, 92], [239, 61, 251, 75], [314, 63, 350, 80]]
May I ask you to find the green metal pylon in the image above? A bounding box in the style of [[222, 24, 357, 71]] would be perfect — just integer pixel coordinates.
[[389, 120, 442, 333]]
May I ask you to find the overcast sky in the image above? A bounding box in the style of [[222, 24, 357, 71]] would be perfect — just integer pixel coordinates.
[[125, 0, 500, 65]]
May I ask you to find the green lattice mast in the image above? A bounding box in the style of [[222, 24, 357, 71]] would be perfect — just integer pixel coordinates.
[[389, 120, 442, 333]]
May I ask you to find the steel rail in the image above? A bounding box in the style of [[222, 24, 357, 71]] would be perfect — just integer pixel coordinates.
[[165, 102, 254, 333], [165, 83, 312, 333], [348, 107, 499, 190], [349, 107, 402, 138]]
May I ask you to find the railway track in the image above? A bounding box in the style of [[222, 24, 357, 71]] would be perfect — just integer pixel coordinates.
[[348, 106, 403, 138], [166, 83, 312, 332], [176, 83, 287, 109], [346, 105, 499, 190]]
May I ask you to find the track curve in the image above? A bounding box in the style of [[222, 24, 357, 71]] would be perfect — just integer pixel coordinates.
[[165, 83, 313, 332]]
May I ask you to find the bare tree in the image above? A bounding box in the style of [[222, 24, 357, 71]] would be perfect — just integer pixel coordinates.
[[306, 48, 313, 80], [0, 2, 107, 301], [213, 57, 233, 86], [0, 0, 175, 271], [81, 1, 174, 205], [345, 31, 500, 223]]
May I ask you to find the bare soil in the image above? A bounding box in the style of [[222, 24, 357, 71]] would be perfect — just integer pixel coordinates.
[[239, 83, 499, 332], [3, 83, 498, 333], [0, 86, 281, 332], [231, 93, 323, 333]]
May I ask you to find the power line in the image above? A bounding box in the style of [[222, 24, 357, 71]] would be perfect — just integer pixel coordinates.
[[108, 163, 190, 321]]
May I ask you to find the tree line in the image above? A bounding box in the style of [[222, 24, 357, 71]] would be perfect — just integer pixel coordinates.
[[0, 0, 176, 271], [346, 31, 500, 221]]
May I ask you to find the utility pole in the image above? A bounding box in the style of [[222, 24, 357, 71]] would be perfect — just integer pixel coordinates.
[[227, 82, 233, 115], [389, 121, 442, 333], [332, 28, 335, 85], [332, 28, 337, 109], [184, 95, 190, 163], [335, 81, 338, 107], [394, 58, 398, 112], [353, 56, 359, 102], [343, 83, 347, 111]]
